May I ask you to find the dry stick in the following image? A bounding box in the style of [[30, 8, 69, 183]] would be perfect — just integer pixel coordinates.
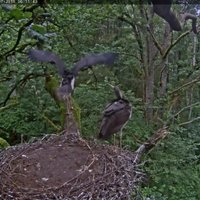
[[22, 155, 98, 195], [55, 152, 127, 196], [68, 172, 113, 195], [134, 126, 169, 164]]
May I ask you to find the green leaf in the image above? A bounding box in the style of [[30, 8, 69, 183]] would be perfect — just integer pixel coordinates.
[[10, 9, 24, 20], [0, 137, 10, 149], [23, 12, 32, 18], [31, 24, 46, 34]]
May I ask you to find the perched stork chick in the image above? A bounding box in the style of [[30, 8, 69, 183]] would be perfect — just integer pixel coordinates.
[[98, 86, 132, 146]]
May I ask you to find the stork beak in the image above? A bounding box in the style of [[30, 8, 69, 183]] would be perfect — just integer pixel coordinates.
[[108, 84, 123, 98], [108, 83, 115, 89]]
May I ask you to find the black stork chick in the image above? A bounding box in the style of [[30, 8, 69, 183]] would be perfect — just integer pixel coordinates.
[[98, 86, 132, 148], [28, 49, 118, 99]]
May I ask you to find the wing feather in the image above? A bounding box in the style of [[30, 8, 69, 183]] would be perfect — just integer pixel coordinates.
[[151, 0, 182, 31], [28, 49, 66, 77], [103, 100, 125, 116], [72, 52, 118, 76]]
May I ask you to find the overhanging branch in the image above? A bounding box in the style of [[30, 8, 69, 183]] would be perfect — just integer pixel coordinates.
[[0, 19, 33, 59], [163, 30, 190, 59]]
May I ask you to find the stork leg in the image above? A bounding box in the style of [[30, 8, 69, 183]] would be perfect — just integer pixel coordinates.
[[113, 134, 116, 146], [119, 129, 123, 149], [64, 95, 70, 132]]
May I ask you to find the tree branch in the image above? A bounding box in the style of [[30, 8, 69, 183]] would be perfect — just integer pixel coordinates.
[[0, 17, 14, 36], [41, 113, 61, 131], [163, 30, 190, 59], [0, 72, 45, 107], [0, 19, 33, 59], [173, 101, 200, 118], [0, 102, 19, 112], [118, 15, 144, 63], [147, 25, 163, 56], [179, 116, 200, 126], [169, 76, 200, 95], [134, 126, 169, 163]]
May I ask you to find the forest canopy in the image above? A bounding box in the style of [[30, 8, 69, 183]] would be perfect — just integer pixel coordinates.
[[0, 1, 200, 199]]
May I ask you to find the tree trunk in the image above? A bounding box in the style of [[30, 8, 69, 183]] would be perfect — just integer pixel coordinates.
[[144, 20, 157, 123], [63, 95, 80, 136], [158, 24, 171, 118], [187, 33, 198, 119], [45, 75, 80, 136]]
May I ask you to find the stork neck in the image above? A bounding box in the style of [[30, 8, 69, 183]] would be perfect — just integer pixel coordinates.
[[114, 86, 123, 99], [70, 77, 75, 90]]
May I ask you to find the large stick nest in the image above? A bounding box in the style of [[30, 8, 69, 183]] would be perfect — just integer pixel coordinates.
[[0, 133, 146, 200]]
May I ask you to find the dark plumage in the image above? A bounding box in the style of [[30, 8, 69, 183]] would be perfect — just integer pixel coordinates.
[[150, 0, 182, 31], [28, 49, 118, 97], [98, 86, 132, 141]]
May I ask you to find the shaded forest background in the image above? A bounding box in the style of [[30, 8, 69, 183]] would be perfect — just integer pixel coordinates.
[[0, 2, 200, 199]]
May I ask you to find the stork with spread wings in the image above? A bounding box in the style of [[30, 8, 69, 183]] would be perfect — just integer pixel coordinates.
[[28, 49, 118, 98]]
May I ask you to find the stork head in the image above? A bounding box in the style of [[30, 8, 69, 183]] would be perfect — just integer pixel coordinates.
[[108, 84, 123, 100], [61, 69, 75, 90]]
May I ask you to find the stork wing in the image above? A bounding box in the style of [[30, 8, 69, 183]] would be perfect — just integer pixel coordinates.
[[103, 100, 126, 117], [28, 49, 66, 77], [183, 13, 197, 34], [151, 0, 182, 31], [151, 0, 171, 16], [72, 52, 118, 76]]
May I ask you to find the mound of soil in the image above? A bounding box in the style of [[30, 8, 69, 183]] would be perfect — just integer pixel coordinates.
[[0, 134, 144, 200]]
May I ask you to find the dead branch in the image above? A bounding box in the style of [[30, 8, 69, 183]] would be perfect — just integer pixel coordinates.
[[134, 126, 169, 162]]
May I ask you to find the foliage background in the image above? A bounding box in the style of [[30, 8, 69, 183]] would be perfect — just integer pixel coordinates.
[[0, 2, 200, 199]]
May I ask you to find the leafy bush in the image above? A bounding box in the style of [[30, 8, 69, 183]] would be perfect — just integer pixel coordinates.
[[0, 137, 10, 149], [141, 126, 200, 200]]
